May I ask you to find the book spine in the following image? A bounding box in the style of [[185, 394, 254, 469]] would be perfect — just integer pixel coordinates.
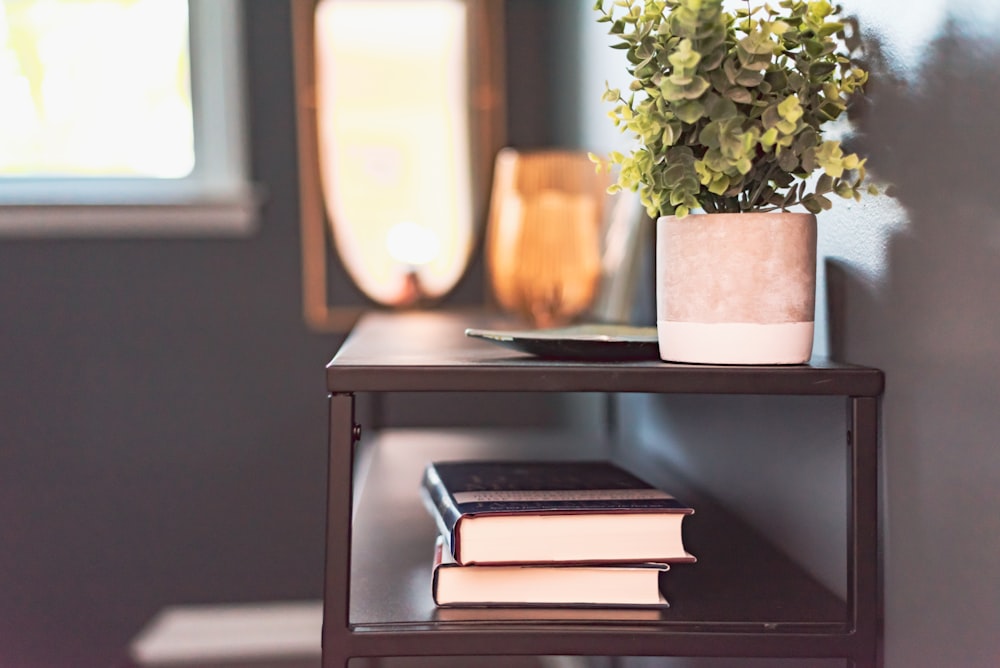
[[420, 464, 464, 559], [430, 539, 445, 606]]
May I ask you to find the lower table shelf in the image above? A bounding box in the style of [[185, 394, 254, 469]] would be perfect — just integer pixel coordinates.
[[347, 428, 846, 652]]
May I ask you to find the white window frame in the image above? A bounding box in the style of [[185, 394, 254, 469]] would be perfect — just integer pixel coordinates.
[[0, 0, 259, 237]]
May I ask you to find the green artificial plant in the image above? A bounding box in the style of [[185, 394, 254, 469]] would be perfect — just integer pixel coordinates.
[[592, 0, 877, 219]]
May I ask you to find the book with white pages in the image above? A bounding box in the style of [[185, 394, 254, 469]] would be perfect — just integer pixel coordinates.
[[421, 459, 696, 566], [431, 537, 670, 608]]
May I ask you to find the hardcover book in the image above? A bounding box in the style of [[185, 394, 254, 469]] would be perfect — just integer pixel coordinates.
[[420, 459, 695, 565], [431, 537, 670, 608]]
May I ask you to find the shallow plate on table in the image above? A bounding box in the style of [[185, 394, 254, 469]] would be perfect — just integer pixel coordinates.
[[464, 324, 660, 361]]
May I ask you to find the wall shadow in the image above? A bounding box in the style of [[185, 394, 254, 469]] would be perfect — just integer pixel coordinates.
[[826, 18, 1000, 668]]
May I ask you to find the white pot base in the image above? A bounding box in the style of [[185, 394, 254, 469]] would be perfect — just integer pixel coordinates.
[[657, 321, 814, 365]]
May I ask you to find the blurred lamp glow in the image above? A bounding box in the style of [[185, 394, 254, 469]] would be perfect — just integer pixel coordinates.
[[387, 221, 441, 268]]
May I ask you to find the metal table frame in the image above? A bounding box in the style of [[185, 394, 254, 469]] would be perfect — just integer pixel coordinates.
[[322, 312, 884, 668]]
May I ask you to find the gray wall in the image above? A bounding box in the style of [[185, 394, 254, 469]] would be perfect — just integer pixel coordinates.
[[557, 2, 1000, 667], [0, 2, 560, 666], [0, 4, 332, 666]]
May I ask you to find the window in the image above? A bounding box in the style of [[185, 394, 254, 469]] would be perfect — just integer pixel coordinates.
[[0, 0, 256, 236]]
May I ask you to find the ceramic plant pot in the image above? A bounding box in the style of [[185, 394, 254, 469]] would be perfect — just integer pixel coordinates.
[[655, 212, 817, 365]]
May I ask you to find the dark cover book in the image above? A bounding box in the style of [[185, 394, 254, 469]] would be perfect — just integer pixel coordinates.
[[420, 459, 695, 565]]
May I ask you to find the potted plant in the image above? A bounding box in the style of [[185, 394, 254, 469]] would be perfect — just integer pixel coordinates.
[[592, 0, 877, 364]]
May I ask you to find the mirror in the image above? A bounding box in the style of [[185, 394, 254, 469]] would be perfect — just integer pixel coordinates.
[[293, 0, 505, 330]]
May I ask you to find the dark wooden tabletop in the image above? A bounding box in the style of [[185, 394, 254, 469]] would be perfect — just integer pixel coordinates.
[[327, 310, 884, 396]]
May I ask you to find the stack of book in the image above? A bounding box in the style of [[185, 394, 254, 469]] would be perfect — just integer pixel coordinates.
[[420, 459, 695, 608]]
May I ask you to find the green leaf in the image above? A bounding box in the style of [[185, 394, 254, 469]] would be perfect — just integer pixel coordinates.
[[802, 194, 823, 214], [762, 104, 782, 131], [793, 127, 819, 153], [808, 1, 834, 20], [668, 38, 702, 71], [708, 172, 731, 195], [817, 20, 845, 38], [739, 31, 776, 56], [765, 70, 789, 90], [735, 67, 766, 87], [815, 140, 845, 178], [777, 147, 798, 172], [706, 94, 738, 120], [802, 37, 826, 58], [724, 57, 741, 85], [809, 61, 837, 80], [674, 100, 706, 123], [834, 180, 854, 198], [777, 95, 804, 122], [801, 147, 817, 173], [709, 67, 730, 92], [701, 46, 727, 71], [724, 86, 753, 104], [661, 75, 711, 101], [770, 20, 791, 35], [816, 173, 833, 193], [699, 121, 722, 149], [662, 121, 681, 146], [761, 127, 779, 149], [818, 101, 845, 120]]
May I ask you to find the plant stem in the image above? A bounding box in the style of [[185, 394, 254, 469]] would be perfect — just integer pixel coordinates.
[[746, 163, 778, 209]]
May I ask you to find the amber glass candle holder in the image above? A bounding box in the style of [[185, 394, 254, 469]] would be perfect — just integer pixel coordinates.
[[485, 149, 610, 327]]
